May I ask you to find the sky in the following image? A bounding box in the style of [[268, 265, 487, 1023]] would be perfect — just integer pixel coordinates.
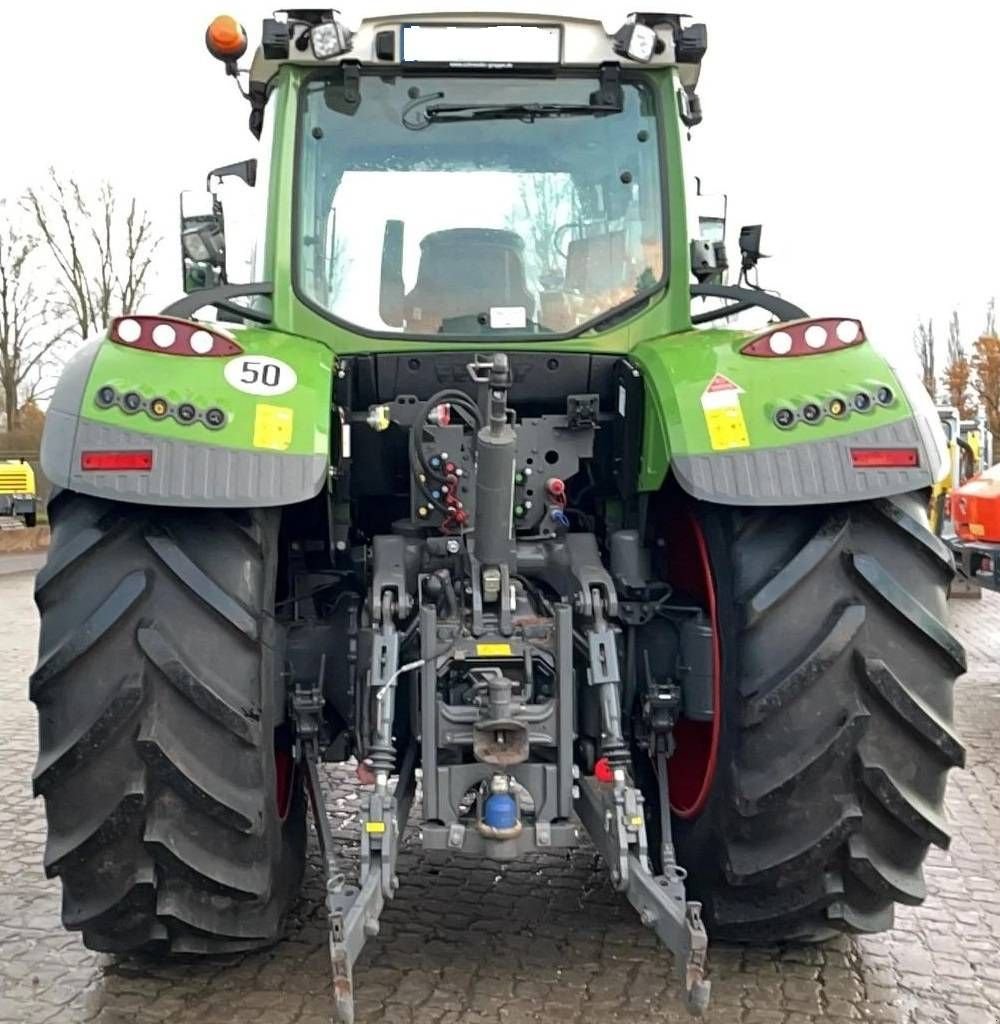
[[0, 0, 996, 376]]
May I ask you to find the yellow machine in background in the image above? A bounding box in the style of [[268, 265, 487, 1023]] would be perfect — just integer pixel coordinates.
[[931, 407, 993, 535], [0, 459, 37, 528]]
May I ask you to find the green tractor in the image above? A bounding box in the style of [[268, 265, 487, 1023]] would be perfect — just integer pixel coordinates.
[[30, 9, 964, 1019]]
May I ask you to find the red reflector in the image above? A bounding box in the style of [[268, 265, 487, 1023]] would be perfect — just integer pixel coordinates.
[[594, 757, 614, 784], [850, 448, 919, 468], [81, 450, 154, 471]]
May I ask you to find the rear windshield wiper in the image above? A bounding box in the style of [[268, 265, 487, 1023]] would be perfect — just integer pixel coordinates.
[[423, 101, 622, 126], [427, 102, 621, 124]]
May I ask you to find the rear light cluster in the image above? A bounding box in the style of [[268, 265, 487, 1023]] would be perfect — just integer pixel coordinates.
[[109, 316, 242, 357], [742, 318, 866, 358], [773, 384, 896, 430], [95, 385, 227, 430]]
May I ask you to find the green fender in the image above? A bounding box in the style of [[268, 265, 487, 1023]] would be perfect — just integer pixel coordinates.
[[630, 326, 948, 505], [41, 325, 333, 508]]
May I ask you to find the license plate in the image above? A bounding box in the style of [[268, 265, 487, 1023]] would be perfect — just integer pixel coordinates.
[[400, 24, 562, 66]]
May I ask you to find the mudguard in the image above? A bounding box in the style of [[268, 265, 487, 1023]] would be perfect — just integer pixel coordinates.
[[631, 326, 948, 505], [42, 325, 332, 507]]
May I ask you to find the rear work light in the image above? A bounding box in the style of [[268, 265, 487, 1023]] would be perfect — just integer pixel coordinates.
[[109, 316, 242, 357], [742, 318, 866, 357], [81, 451, 154, 472], [850, 448, 919, 469]]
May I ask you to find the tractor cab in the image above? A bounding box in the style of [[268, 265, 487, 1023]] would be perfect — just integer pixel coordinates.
[[190, 10, 711, 342]]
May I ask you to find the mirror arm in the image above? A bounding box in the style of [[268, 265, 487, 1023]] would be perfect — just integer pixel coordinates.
[[162, 282, 274, 323], [690, 284, 808, 324], [206, 158, 258, 191]]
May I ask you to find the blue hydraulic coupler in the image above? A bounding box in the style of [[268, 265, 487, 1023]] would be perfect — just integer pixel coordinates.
[[483, 792, 518, 831]]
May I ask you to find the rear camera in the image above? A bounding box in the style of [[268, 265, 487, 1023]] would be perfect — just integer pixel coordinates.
[[122, 391, 142, 413], [875, 386, 894, 406], [177, 403, 197, 423], [205, 408, 226, 429], [96, 386, 117, 408], [853, 391, 873, 412], [801, 402, 822, 424], [774, 407, 796, 429]]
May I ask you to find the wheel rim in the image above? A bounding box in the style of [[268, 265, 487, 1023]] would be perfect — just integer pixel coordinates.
[[275, 744, 294, 821], [662, 506, 721, 819]]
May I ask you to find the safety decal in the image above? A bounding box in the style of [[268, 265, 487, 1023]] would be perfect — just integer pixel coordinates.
[[701, 374, 750, 451], [476, 642, 514, 657], [253, 404, 294, 451], [225, 355, 297, 396]]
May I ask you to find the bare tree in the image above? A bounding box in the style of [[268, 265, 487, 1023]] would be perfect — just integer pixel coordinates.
[[913, 317, 937, 399], [941, 310, 975, 418], [22, 169, 159, 341], [511, 174, 578, 287], [973, 304, 1000, 454], [0, 203, 67, 434]]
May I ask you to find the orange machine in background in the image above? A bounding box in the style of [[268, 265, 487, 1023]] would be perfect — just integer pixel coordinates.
[[952, 464, 1000, 543]]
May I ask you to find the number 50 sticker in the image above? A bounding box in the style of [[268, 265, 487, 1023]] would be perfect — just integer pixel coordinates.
[[225, 356, 297, 397]]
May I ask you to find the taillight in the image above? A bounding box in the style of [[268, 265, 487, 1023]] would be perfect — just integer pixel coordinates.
[[850, 448, 919, 469], [742, 318, 866, 357], [81, 450, 154, 471], [109, 316, 242, 357]]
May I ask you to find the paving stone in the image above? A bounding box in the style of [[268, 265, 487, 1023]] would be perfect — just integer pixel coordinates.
[[1, 572, 998, 1022]]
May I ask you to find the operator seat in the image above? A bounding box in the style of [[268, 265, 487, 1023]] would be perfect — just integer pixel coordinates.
[[404, 228, 535, 332]]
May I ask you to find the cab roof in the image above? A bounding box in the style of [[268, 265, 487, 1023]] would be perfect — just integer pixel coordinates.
[[247, 8, 705, 83]]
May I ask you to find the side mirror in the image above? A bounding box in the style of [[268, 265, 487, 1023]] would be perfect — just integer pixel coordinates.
[[379, 220, 406, 328], [179, 160, 258, 294], [180, 191, 227, 293], [738, 224, 767, 285]]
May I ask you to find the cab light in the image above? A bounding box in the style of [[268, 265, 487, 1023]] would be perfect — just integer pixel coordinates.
[[311, 20, 350, 60], [742, 318, 866, 357], [109, 316, 242, 357], [206, 15, 248, 61], [850, 448, 919, 469], [81, 451, 154, 472]]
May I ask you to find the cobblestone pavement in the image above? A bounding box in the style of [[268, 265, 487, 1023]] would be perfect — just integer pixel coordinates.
[[2, 568, 1000, 1024]]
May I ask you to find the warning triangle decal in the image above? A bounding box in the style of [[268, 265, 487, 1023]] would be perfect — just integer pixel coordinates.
[[704, 374, 743, 395]]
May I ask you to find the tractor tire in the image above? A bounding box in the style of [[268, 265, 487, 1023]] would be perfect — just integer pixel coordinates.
[[649, 490, 966, 942], [30, 492, 306, 954]]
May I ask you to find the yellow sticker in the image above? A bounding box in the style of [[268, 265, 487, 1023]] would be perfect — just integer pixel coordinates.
[[365, 821, 386, 834], [630, 815, 644, 827], [476, 643, 513, 657], [253, 404, 294, 451], [701, 375, 750, 451]]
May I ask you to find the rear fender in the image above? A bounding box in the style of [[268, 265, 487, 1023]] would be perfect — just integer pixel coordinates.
[[632, 326, 947, 505], [42, 325, 333, 507]]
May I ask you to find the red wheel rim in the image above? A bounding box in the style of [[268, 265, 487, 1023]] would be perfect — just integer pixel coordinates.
[[661, 506, 721, 819], [275, 745, 294, 821]]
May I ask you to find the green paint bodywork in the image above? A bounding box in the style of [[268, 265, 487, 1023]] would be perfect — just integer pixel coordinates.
[[82, 328, 332, 457], [73, 62, 914, 499]]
